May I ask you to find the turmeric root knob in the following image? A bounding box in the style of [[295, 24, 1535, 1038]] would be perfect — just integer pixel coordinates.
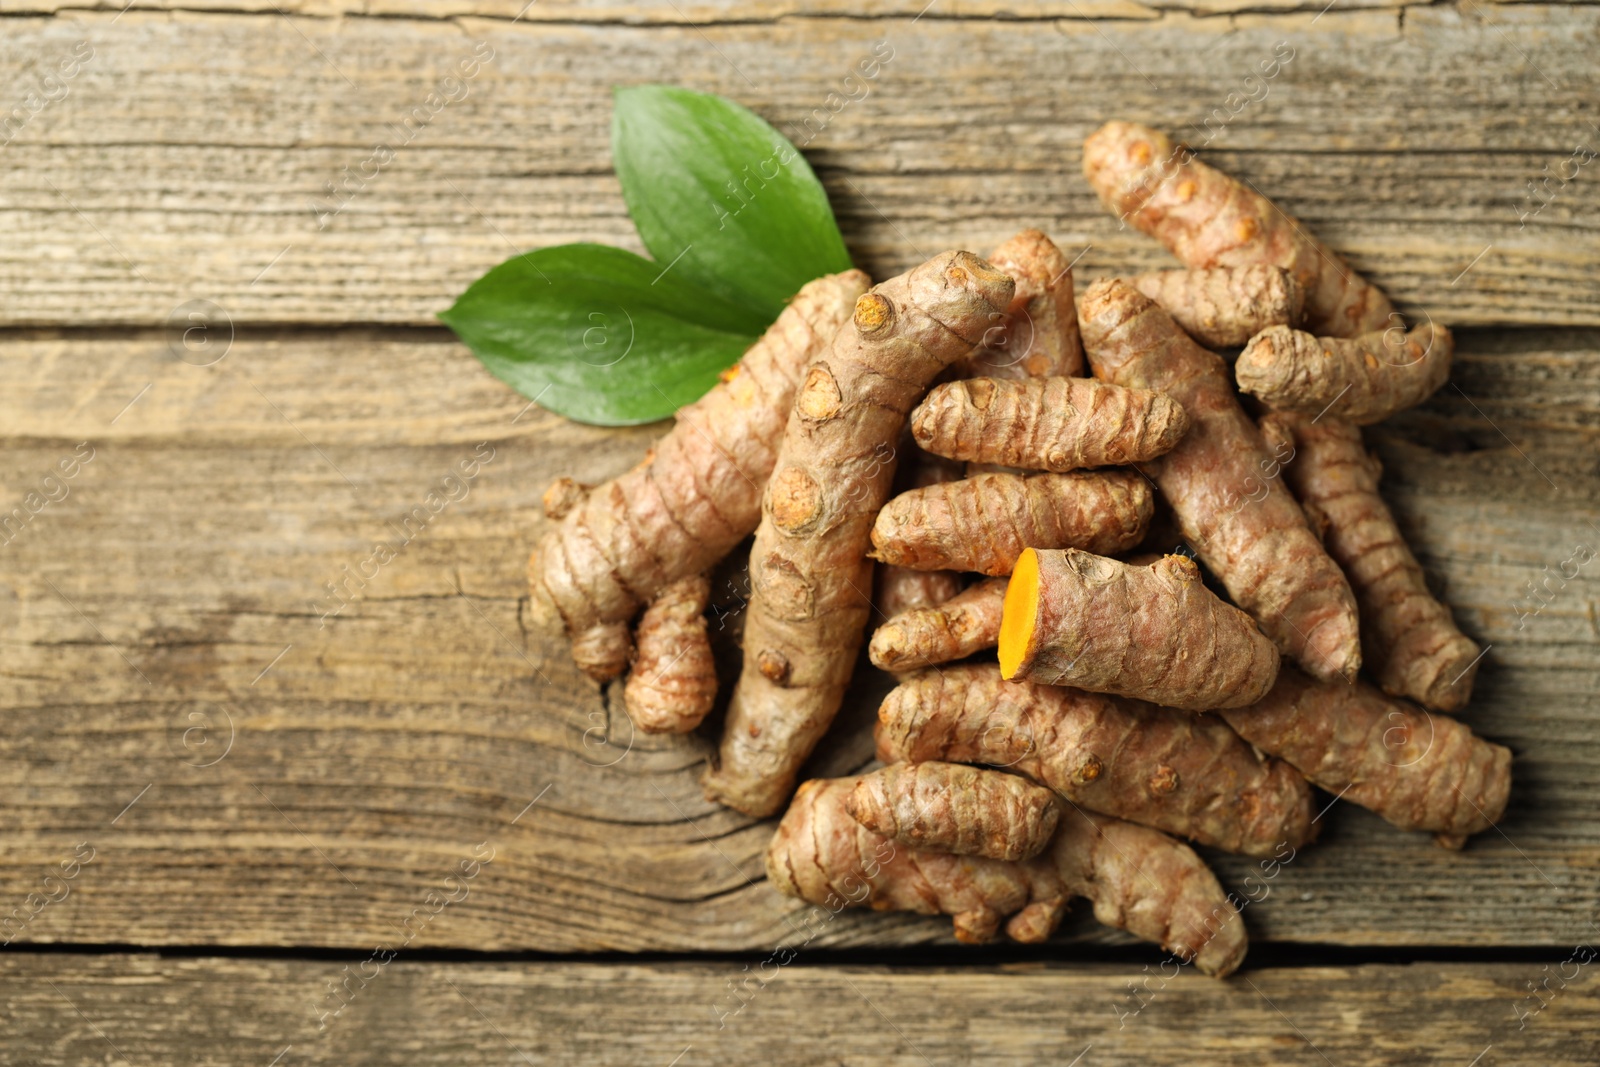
[[999, 548, 1279, 711], [623, 575, 717, 734], [911, 377, 1190, 473], [569, 620, 633, 682], [847, 761, 1059, 861], [541, 477, 590, 521]]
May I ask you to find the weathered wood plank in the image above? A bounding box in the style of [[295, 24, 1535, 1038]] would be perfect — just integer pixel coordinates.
[[0, 7, 1595, 326], [5, 956, 1597, 1066], [0, 0, 1398, 20], [0, 327, 1595, 952]]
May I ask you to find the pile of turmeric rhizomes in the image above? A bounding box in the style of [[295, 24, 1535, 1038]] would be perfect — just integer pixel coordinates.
[[528, 121, 1509, 978]]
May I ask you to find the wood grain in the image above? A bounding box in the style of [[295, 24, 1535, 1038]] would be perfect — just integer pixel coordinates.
[[1, 327, 1595, 952], [0, 0, 1400, 20], [3, 3, 1596, 1060], [0, 7, 1596, 326], [6, 955, 1598, 1066]]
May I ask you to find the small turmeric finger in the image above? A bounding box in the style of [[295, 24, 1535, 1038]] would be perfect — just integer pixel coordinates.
[[1083, 120, 1393, 338], [769, 775, 1247, 975], [568, 620, 633, 682], [966, 228, 1085, 379], [1221, 670, 1511, 842], [541, 477, 590, 521], [999, 548, 1279, 711], [1127, 265, 1304, 348], [623, 575, 718, 734], [1056, 808, 1248, 979], [1265, 412, 1481, 711], [1236, 323, 1454, 425], [875, 446, 967, 619], [876, 664, 1316, 857], [875, 567, 964, 620], [1081, 278, 1362, 683], [846, 762, 1059, 861], [869, 576, 1008, 673], [870, 470, 1153, 577], [911, 377, 1189, 473]]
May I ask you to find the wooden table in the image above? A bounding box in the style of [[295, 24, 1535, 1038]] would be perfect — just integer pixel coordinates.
[[2, 2, 1597, 1063]]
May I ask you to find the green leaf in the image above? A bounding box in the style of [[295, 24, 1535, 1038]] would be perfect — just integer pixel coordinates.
[[612, 84, 853, 320], [439, 243, 765, 427]]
